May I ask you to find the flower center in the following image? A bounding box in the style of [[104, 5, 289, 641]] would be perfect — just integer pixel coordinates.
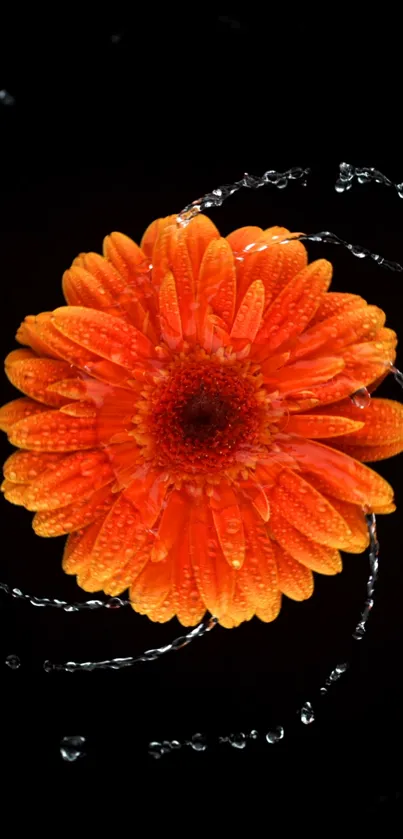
[[150, 360, 263, 476]]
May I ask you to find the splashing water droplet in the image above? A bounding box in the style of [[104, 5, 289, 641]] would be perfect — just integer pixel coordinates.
[[5, 654, 21, 670], [265, 726, 284, 744], [105, 597, 123, 609], [43, 660, 54, 673], [300, 702, 315, 725], [350, 387, 371, 409], [229, 732, 247, 749], [249, 730, 259, 740], [148, 741, 164, 759], [353, 622, 366, 640], [188, 733, 207, 752], [60, 736, 86, 762]]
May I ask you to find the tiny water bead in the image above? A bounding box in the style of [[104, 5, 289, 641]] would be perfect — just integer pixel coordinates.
[[300, 702, 315, 725], [60, 736, 86, 762], [350, 388, 371, 409], [5, 654, 21, 670], [265, 726, 284, 744], [186, 733, 208, 752], [229, 732, 247, 749]]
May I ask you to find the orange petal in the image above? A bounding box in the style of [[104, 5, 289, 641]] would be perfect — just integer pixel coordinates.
[[189, 499, 235, 618], [197, 238, 236, 339], [143, 591, 176, 623], [181, 215, 221, 278], [51, 306, 156, 368], [159, 270, 183, 349], [33, 484, 115, 536], [291, 304, 386, 361], [255, 590, 282, 623], [209, 483, 245, 569], [103, 547, 151, 597], [1, 480, 30, 505], [3, 450, 64, 484], [271, 540, 314, 601], [316, 398, 403, 446], [257, 260, 333, 351], [73, 251, 126, 296], [151, 490, 188, 562], [301, 351, 396, 407], [171, 234, 197, 342], [236, 505, 278, 609], [238, 479, 270, 522], [267, 505, 343, 573], [277, 436, 395, 508], [325, 438, 403, 463], [140, 215, 177, 261], [89, 492, 148, 583], [62, 266, 116, 310], [23, 449, 114, 511], [172, 527, 205, 626], [237, 234, 307, 308], [62, 518, 105, 574], [284, 413, 365, 438], [124, 468, 170, 529], [218, 583, 255, 628], [130, 557, 172, 615], [5, 350, 76, 407], [103, 231, 147, 282], [263, 356, 345, 394], [8, 409, 98, 451], [321, 496, 369, 553], [310, 292, 367, 325], [226, 226, 263, 254], [269, 467, 354, 549], [19, 315, 133, 387], [230, 279, 265, 343], [0, 397, 48, 433]]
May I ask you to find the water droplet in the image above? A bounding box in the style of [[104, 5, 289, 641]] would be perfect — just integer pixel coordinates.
[[353, 622, 366, 640], [5, 654, 21, 670], [0, 89, 15, 106], [396, 183, 403, 199], [148, 741, 163, 759], [60, 735, 86, 762], [170, 740, 181, 750], [265, 726, 284, 744], [339, 162, 355, 179], [105, 597, 122, 609], [249, 730, 259, 740], [335, 662, 349, 674], [320, 686, 328, 695], [350, 387, 371, 409], [43, 660, 54, 673], [300, 701, 315, 725], [229, 732, 247, 749], [188, 733, 207, 752]]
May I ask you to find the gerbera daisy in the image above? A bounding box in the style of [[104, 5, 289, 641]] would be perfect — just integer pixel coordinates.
[[1, 215, 402, 628]]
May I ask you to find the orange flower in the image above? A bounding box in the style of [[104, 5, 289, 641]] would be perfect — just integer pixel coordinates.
[[1, 215, 402, 628]]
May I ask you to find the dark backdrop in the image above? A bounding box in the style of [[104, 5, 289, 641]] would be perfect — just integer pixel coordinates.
[[0, 14, 402, 818]]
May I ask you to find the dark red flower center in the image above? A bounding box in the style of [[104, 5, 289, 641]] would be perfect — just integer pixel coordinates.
[[151, 361, 262, 474]]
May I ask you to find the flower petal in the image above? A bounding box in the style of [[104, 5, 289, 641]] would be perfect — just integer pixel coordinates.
[[130, 556, 172, 614], [197, 238, 236, 338], [325, 439, 403, 463], [89, 492, 148, 583], [1, 480, 30, 505], [291, 305, 386, 361], [230, 279, 265, 343], [269, 466, 354, 549], [271, 540, 314, 601], [140, 215, 177, 261], [284, 413, 365, 438], [23, 449, 114, 511], [62, 518, 105, 574], [159, 270, 183, 349], [267, 505, 343, 573], [263, 356, 345, 394], [3, 450, 64, 483], [62, 266, 116, 310], [189, 498, 235, 618], [172, 528, 205, 626], [124, 467, 170, 529], [257, 260, 333, 351], [277, 435, 395, 508], [209, 483, 245, 569], [151, 490, 189, 562], [255, 591, 282, 623], [0, 397, 48, 433], [236, 505, 278, 609], [320, 496, 369, 553], [315, 398, 403, 446], [8, 409, 98, 451], [51, 306, 156, 368], [5, 350, 76, 407], [310, 292, 367, 325], [33, 484, 115, 536]]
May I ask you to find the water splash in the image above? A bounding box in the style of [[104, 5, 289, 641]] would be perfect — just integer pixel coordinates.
[[177, 166, 311, 224], [43, 615, 218, 672], [300, 701, 315, 725], [60, 736, 86, 762], [265, 726, 285, 744], [0, 581, 130, 612], [0, 89, 15, 106], [5, 654, 21, 670], [335, 162, 403, 200]]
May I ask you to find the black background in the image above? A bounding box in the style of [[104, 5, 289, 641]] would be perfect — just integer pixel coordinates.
[[0, 13, 402, 819]]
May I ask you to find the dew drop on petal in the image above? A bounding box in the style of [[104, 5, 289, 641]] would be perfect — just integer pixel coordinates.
[[350, 387, 371, 409]]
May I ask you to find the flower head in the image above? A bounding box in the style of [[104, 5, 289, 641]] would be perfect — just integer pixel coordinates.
[[1, 215, 402, 627]]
